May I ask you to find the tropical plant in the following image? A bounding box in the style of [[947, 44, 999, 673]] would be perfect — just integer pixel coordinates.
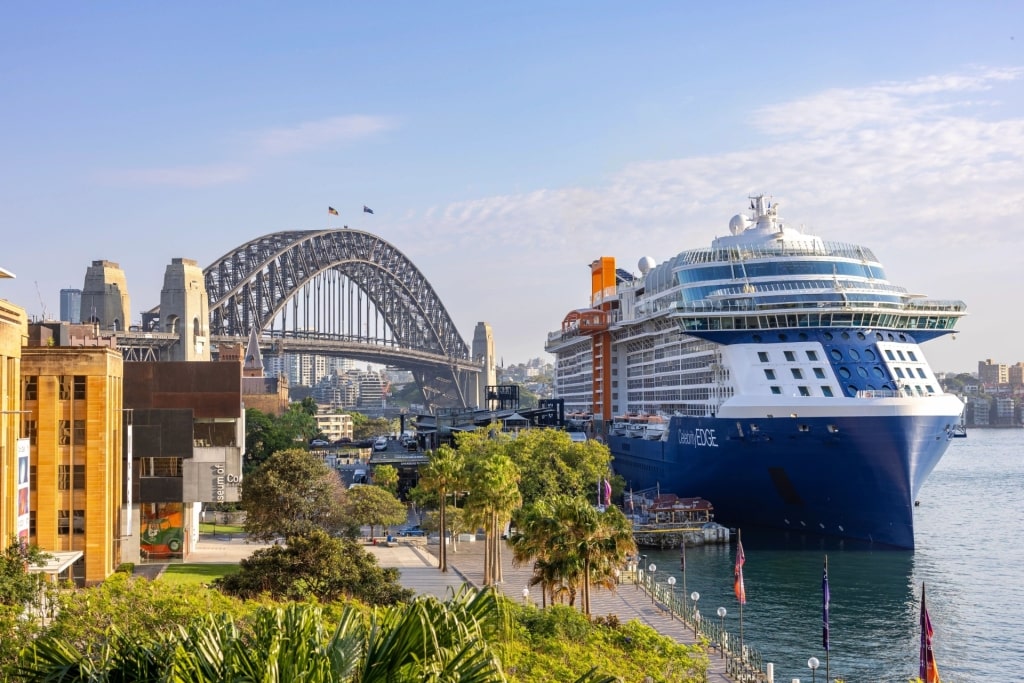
[[416, 444, 465, 572], [510, 495, 636, 616], [16, 589, 512, 683], [459, 428, 522, 586], [241, 448, 348, 541]]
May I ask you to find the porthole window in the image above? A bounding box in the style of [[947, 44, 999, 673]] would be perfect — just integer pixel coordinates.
[[778, 333, 788, 341], [899, 334, 907, 342], [849, 349, 861, 361], [753, 334, 762, 343], [865, 384, 875, 390], [841, 332, 850, 340], [857, 367, 868, 378], [799, 332, 808, 341], [847, 385, 858, 396], [864, 349, 876, 361], [873, 366, 885, 378], [824, 332, 834, 341], [831, 349, 843, 361], [876, 332, 883, 340], [839, 367, 851, 379], [856, 332, 866, 340]]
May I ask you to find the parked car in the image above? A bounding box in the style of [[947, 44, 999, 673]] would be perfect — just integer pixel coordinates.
[[373, 436, 388, 451], [310, 439, 330, 447]]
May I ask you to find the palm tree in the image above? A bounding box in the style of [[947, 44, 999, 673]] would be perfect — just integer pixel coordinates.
[[418, 444, 464, 572], [512, 495, 636, 616], [464, 451, 521, 586]]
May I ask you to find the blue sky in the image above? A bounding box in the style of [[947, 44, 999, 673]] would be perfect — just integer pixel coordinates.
[[2, 2, 1022, 373]]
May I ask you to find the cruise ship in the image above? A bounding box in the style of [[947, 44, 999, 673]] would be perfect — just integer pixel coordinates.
[[545, 195, 966, 548]]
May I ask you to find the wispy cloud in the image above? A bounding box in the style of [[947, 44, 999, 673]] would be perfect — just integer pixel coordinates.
[[250, 115, 398, 155], [94, 163, 251, 188], [96, 114, 398, 188]]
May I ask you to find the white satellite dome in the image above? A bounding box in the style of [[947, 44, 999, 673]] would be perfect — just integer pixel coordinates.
[[729, 214, 751, 235], [638, 256, 656, 274]]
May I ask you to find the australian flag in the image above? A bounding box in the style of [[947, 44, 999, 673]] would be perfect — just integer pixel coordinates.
[[363, 205, 374, 214]]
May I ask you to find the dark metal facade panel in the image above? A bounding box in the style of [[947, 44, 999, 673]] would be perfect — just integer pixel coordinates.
[[139, 477, 184, 503], [125, 362, 241, 418]]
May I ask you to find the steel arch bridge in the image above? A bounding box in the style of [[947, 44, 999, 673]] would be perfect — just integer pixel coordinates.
[[203, 229, 484, 409]]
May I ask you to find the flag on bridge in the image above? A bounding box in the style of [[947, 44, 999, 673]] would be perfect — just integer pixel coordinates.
[[363, 205, 374, 214], [919, 583, 941, 683], [328, 206, 339, 216], [734, 538, 746, 604]]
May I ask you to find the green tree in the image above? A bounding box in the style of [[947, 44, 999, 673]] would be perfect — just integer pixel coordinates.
[[279, 402, 318, 443], [244, 407, 296, 472], [241, 448, 347, 541], [416, 444, 465, 572], [506, 428, 612, 507], [213, 529, 414, 605], [371, 463, 398, 494], [342, 484, 408, 539], [0, 539, 50, 607]]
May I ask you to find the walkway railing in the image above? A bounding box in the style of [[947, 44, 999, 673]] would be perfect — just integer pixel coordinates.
[[635, 570, 769, 683]]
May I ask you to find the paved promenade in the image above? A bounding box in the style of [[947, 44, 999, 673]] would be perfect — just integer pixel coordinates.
[[184, 535, 737, 681]]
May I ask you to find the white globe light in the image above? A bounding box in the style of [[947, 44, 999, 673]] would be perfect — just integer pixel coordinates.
[[667, 576, 676, 586], [808, 657, 820, 670]]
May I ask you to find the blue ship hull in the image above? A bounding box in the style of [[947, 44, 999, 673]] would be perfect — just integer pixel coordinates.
[[608, 413, 955, 549]]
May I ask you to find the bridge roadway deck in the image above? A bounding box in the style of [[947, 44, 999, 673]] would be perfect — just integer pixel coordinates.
[[185, 536, 736, 681]]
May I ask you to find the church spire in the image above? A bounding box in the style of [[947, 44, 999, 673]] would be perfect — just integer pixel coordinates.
[[243, 327, 264, 378]]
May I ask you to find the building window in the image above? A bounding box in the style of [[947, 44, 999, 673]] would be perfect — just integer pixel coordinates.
[[58, 510, 70, 535], [139, 457, 184, 478], [29, 511, 36, 536], [74, 420, 86, 444], [59, 420, 71, 446], [791, 368, 803, 379], [758, 352, 769, 363], [74, 375, 86, 400], [29, 466, 36, 491], [73, 510, 85, 534], [764, 369, 776, 380], [23, 419, 37, 446], [58, 465, 85, 490], [770, 386, 781, 395], [24, 376, 38, 401], [798, 386, 810, 396], [806, 350, 818, 361], [822, 386, 834, 397], [59, 376, 71, 400], [784, 351, 796, 362], [813, 368, 826, 379]]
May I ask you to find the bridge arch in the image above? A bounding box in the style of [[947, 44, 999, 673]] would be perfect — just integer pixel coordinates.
[[203, 229, 480, 408]]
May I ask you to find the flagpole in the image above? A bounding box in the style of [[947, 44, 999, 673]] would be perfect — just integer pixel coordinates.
[[737, 528, 744, 655], [824, 555, 830, 682]]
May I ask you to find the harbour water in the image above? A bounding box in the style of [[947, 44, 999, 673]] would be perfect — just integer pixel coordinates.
[[637, 428, 1023, 682]]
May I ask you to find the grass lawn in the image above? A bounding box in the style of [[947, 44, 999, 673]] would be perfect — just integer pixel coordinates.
[[159, 563, 240, 586], [199, 522, 245, 534]]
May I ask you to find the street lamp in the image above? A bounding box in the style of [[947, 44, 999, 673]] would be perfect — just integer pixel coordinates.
[[613, 568, 621, 585], [648, 563, 657, 604], [666, 576, 676, 618], [717, 606, 727, 659], [808, 656, 820, 683], [690, 591, 700, 637], [522, 587, 530, 604]]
